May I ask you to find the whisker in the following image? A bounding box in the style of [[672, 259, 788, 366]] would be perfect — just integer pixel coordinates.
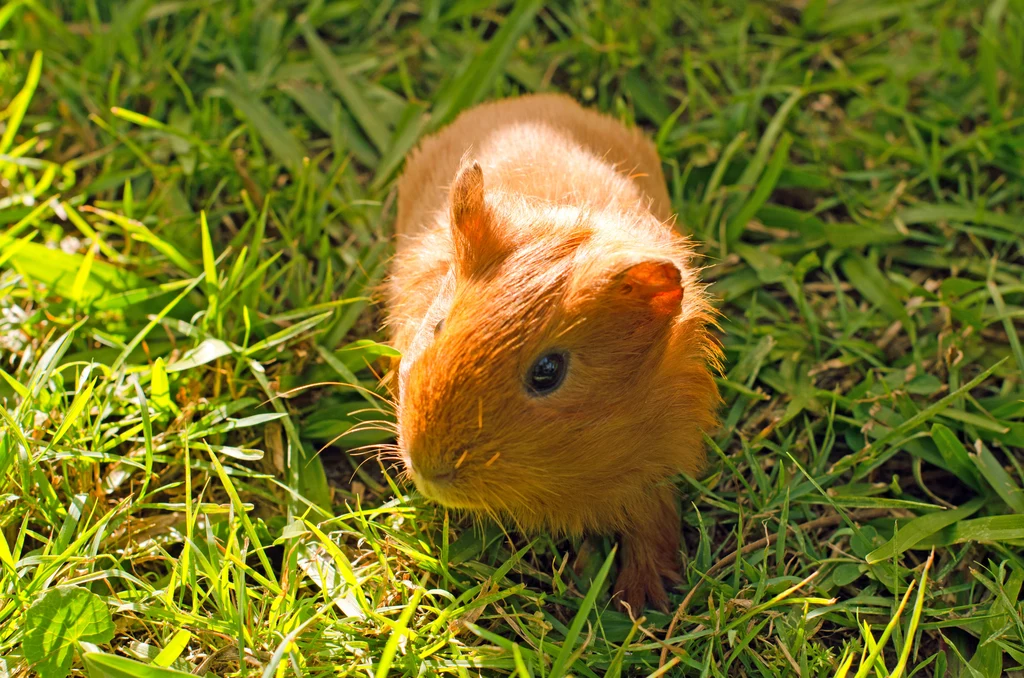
[[349, 454, 381, 483], [315, 420, 401, 454], [346, 407, 399, 422], [346, 442, 399, 458], [345, 421, 399, 434], [257, 380, 396, 411]]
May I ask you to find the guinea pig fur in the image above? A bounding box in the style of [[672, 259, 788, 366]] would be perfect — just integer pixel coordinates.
[[383, 93, 722, 612]]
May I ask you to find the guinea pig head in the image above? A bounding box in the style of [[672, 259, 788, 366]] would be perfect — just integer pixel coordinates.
[[396, 162, 719, 533]]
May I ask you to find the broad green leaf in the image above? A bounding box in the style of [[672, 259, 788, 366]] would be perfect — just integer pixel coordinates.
[[150, 358, 173, 412], [0, 366, 28, 399], [48, 380, 94, 450], [866, 497, 985, 564], [83, 652, 194, 677], [335, 338, 401, 365], [8, 241, 142, 301], [0, 528, 16, 570], [151, 629, 191, 668], [939, 408, 1010, 434], [24, 587, 115, 678], [166, 338, 236, 373], [92, 279, 191, 311], [70, 243, 98, 302], [243, 311, 331, 357], [930, 423, 982, 490], [899, 204, 1024, 235], [832, 563, 863, 587], [198, 412, 286, 435], [972, 445, 1024, 514], [840, 253, 910, 325]]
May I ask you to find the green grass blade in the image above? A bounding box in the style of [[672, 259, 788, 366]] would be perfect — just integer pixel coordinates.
[[972, 444, 1024, 514], [548, 545, 617, 678], [47, 380, 94, 450], [914, 514, 1024, 548], [151, 629, 191, 667], [299, 19, 392, 153], [725, 133, 793, 246], [429, 0, 544, 129], [376, 587, 424, 678], [853, 358, 1007, 459], [111, 275, 203, 372], [132, 377, 155, 500], [866, 497, 984, 564], [987, 279, 1024, 377], [890, 551, 934, 678], [200, 211, 218, 294], [70, 243, 98, 302], [930, 423, 982, 490], [0, 50, 42, 155], [852, 578, 917, 678]]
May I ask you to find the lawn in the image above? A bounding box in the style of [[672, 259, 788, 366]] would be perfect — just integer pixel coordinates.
[[1, 0, 1023, 676]]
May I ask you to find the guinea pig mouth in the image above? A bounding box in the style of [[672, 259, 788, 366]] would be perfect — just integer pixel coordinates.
[[412, 471, 483, 510]]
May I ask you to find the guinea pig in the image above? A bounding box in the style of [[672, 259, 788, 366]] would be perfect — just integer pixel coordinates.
[[383, 93, 721, 612]]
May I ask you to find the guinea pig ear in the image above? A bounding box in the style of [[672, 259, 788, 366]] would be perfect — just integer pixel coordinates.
[[449, 161, 494, 271], [610, 259, 684, 317]]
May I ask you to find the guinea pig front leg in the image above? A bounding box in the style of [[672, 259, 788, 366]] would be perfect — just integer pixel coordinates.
[[613, 485, 683, 614]]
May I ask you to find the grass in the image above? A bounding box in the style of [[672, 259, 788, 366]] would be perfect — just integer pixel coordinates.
[[1, 0, 1023, 676]]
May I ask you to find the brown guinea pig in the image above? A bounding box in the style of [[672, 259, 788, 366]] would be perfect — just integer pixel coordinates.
[[383, 93, 721, 612]]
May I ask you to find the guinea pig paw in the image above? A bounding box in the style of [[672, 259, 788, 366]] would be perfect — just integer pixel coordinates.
[[658, 562, 685, 586], [614, 565, 670, 614], [572, 538, 598, 578]]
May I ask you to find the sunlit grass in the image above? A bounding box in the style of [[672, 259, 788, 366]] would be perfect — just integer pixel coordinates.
[[1, 1, 1023, 676]]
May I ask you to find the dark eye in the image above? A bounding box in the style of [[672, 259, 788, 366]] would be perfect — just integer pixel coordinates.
[[434, 318, 445, 336], [526, 352, 568, 396]]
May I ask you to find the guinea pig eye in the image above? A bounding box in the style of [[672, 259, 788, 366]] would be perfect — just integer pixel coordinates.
[[526, 352, 568, 396], [434, 318, 445, 336]]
